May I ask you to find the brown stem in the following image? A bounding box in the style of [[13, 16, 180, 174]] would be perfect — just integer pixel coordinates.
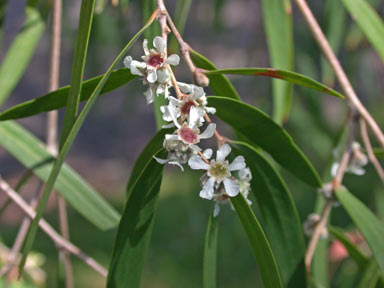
[[360, 119, 384, 183], [0, 177, 108, 277], [293, 0, 384, 149]]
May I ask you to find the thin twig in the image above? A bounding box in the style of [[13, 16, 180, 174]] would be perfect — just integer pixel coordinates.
[[360, 118, 384, 183], [47, 0, 73, 286], [293, 0, 384, 149], [0, 177, 108, 277]]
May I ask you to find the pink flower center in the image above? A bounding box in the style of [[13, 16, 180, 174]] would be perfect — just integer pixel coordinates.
[[178, 127, 198, 144], [148, 54, 163, 67], [180, 100, 196, 115]]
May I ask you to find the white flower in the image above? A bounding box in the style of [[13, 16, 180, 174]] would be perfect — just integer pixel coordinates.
[[317, 182, 333, 199], [331, 142, 368, 176], [165, 106, 216, 150], [123, 36, 180, 104], [188, 144, 246, 200], [303, 214, 328, 239]]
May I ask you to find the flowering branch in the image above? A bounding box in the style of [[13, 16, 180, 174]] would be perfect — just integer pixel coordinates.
[[0, 177, 108, 277]]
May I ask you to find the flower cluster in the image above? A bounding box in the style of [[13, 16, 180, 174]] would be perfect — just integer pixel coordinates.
[[124, 36, 252, 215], [331, 142, 368, 176]]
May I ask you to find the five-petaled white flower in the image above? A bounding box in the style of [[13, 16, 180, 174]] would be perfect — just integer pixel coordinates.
[[188, 144, 246, 200]]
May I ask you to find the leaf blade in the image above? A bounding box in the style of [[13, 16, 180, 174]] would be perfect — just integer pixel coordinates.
[[208, 96, 322, 187], [203, 207, 219, 288]]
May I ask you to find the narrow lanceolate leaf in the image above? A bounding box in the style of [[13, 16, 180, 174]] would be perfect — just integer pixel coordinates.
[[205, 68, 344, 99], [19, 10, 158, 273], [107, 130, 167, 288], [0, 69, 136, 121], [208, 96, 322, 187], [0, 0, 48, 106], [341, 0, 384, 63], [336, 187, 384, 275], [231, 141, 305, 285], [0, 121, 120, 229], [203, 207, 219, 288], [189, 49, 241, 100], [231, 194, 283, 288], [60, 0, 95, 146], [357, 259, 383, 288], [321, 0, 346, 86], [329, 226, 369, 269], [261, 0, 294, 124]]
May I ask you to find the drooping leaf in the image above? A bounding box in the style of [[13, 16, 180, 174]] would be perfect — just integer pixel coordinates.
[[189, 49, 240, 100], [208, 96, 322, 187], [205, 68, 344, 99], [203, 206, 219, 288], [336, 186, 384, 275], [341, 0, 384, 63], [357, 259, 383, 288], [19, 10, 158, 272], [231, 141, 305, 284], [329, 226, 369, 269], [231, 194, 283, 288], [60, 0, 95, 146], [0, 0, 48, 106], [0, 121, 120, 229], [107, 129, 167, 287], [261, 0, 294, 123], [0, 69, 136, 121]]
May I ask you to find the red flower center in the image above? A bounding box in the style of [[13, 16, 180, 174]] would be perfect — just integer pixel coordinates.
[[178, 127, 198, 144], [180, 100, 196, 115], [148, 54, 163, 68]]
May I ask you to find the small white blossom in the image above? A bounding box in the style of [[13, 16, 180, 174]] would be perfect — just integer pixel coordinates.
[[303, 214, 328, 239], [331, 142, 368, 176], [188, 144, 246, 200]]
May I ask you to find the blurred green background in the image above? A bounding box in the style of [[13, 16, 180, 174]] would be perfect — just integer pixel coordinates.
[[0, 0, 384, 287]]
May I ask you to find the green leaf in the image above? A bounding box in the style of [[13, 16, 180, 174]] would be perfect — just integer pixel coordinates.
[[60, 0, 95, 147], [0, 1, 48, 106], [0, 121, 120, 229], [335, 186, 384, 276], [321, 0, 347, 87], [341, 0, 384, 63], [261, 0, 294, 123], [189, 49, 240, 100], [107, 131, 167, 287], [357, 259, 383, 288], [231, 141, 305, 284], [0, 0, 7, 50], [0, 69, 136, 121], [329, 226, 369, 269], [208, 96, 322, 187], [205, 68, 344, 99], [203, 206, 219, 288], [19, 10, 158, 272], [373, 148, 384, 159], [231, 194, 283, 288]]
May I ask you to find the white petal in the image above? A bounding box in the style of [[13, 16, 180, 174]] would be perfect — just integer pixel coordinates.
[[331, 162, 339, 177], [188, 155, 210, 170], [203, 148, 213, 159], [199, 123, 216, 140], [146, 68, 157, 83], [213, 203, 221, 217], [165, 134, 178, 141], [216, 144, 231, 162], [200, 177, 215, 200], [156, 69, 170, 84], [162, 122, 175, 129], [205, 107, 216, 114], [129, 60, 146, 76], [168, 161, 184, 171], [153, 36, 166, 53], [123, 56, 132, 68], [223, 178, 239, 197], [142, 39, 149, 55], [153, 155, 168, 164], [188, 106, 200, 128], [177, 82, 193, 94], [144, 87, 155, 104], [165, 54, 180, 66], [189, 144, 202, 152], [168, 104, 181, 128], [229, 156, 246, 171], [239, 168, 252, 181], [191, 86, 204, 100]]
